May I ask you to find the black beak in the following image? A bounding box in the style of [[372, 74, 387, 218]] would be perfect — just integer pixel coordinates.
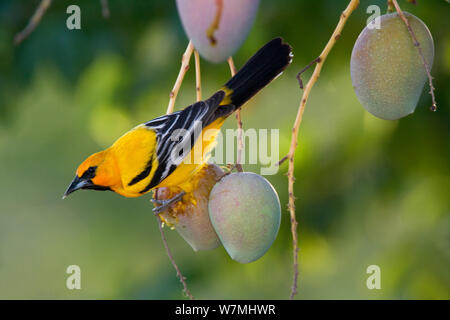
[[62, 175, 90, 199]]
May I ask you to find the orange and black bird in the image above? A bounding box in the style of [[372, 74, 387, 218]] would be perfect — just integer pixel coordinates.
[[63, 38, 292, 212]]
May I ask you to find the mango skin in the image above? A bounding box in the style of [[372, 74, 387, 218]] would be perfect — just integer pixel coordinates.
[[176, 0, 260, 63], [351, 12, 434, 120], [157, 164, 224, 251], [208, 172, 281, 264]]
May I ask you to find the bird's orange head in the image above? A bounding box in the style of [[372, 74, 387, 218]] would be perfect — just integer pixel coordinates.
[[63, 149, 121, 198]]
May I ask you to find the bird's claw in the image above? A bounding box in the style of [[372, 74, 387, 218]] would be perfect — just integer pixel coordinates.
[[152, 191, 186, 215], [151, 198, 165, 205]]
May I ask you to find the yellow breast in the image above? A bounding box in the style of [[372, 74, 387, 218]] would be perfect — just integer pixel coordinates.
[[109, 125, 159, 197]]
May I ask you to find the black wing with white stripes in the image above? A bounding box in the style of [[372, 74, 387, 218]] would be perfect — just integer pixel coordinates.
[[139, 91, 234, 193]]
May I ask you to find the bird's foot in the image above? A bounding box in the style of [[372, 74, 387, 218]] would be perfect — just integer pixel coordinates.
[[152, 191, 186, 215]]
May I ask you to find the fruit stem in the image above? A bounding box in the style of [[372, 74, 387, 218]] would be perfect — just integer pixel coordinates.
[[280, 0, 360, 300], [166, 41, 195, 114], [391, 0, 437, 111], [387, 0, 395, 13], [228, 57, 244, 173], [194, 50, 202, 102]]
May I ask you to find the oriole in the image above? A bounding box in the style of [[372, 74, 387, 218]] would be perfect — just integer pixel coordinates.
[[63, 38, 292, 206]]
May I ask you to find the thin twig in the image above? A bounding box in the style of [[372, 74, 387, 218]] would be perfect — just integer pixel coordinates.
[[167, 42, 195, 114], [391, 0, 437, 111], [194, 50, 202, 102], [277, 155, 288, 167], [227, 57, 244, 172], [14, 0, 52, 45], [282, 0, 360, 300], [296, 57, 321, 89], [156, 214, 194, 300], [100, 0, 110, 19]]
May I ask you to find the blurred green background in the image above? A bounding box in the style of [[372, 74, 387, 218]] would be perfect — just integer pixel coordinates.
[[0, 0, 449, 299]]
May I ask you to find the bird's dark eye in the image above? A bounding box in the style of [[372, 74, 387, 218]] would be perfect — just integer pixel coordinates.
[[82, 166, 97, 179]]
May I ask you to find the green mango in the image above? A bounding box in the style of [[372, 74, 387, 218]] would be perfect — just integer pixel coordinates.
[[351, 12, 434, 120], [208, 172, 281, 264]]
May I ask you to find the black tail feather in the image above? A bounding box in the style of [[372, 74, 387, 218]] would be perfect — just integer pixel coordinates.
[[224, 37, 292, 108]]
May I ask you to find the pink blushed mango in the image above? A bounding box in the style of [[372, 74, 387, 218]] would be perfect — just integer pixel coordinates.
[[176, 0, 260, 63], [157, 164, 224, 251], [208, 172, 281, 263]]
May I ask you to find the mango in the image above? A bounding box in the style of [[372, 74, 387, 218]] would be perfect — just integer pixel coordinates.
[[350, 12, 434, 120], [156, 164, 224, 251], [208, 172, 281, 264], [176, 0, 260, 63]]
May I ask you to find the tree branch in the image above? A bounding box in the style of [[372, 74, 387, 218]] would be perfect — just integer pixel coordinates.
[[391, 0, 437, 111], [282, 0, 360, 300], [14, 0, 52, 45]]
